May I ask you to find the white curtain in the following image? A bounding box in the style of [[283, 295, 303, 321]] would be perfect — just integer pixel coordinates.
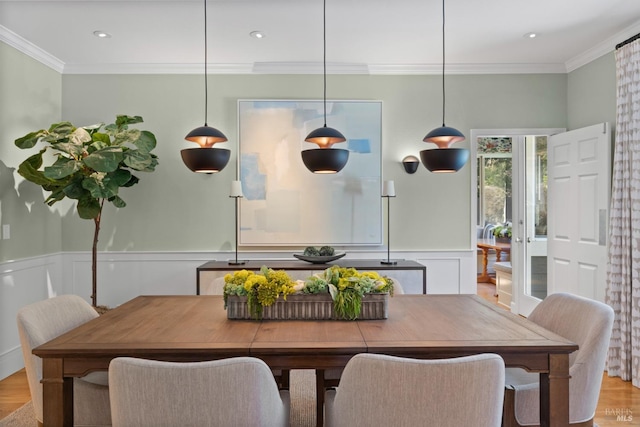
[[606, 37, 640, 386]]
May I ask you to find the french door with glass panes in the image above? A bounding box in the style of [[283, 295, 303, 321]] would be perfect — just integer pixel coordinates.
[[472, 129, 563, 316]]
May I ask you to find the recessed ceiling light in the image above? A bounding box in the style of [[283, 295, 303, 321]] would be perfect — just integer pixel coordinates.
[[250, 31, 265, 39], [524, 32, 537, 39], [93, 30, 111, 39]]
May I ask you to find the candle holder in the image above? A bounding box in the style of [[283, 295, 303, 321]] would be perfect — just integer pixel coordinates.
[[229, 180, 246, 265], [381, 180, 397, 265]]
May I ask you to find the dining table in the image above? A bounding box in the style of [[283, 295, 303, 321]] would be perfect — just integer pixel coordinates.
[[33, 294, 577, 427]]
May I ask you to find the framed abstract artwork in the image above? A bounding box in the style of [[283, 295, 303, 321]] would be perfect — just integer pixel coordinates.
[[237, 99, 382, 246]]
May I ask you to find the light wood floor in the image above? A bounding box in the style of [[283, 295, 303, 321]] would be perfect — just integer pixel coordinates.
[[2, 284, 639, 425]]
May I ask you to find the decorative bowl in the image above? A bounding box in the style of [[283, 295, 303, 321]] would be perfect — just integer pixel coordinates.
[[293, 253, 346, 264]]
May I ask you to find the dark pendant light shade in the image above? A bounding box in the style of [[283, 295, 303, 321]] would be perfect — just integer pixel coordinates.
[[421, 0, 469, 173], [305, 126, 346, 147], [185, 125, 228, 146], [181, 147, 231, 173], [420, 147, 469, 173], [301, 147, 349, 174], [181, 0, 229, 174], [423, 125, 465, 147], [302, 0, 348, 174]]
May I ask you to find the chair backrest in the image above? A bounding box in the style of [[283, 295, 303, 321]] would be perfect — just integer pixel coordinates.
[[527, 292, 614, 423], [109, 356, 290, 427], [16, 294, 99, 422], [325, 353, 505, 427]]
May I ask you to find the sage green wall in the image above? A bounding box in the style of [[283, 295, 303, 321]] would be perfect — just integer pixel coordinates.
[[0, 43, 62, 262], [59, 73, 567, 253], [567, 52, 616, 130]]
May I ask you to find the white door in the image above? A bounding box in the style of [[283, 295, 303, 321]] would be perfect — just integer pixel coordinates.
[[512, 135, 552, 316], [547, 123, 611, 303]]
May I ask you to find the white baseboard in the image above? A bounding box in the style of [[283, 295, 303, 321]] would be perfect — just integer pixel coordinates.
[[0, 249, 474, 380]]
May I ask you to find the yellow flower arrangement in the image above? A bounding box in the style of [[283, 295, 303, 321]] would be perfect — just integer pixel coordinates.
[[223, 266, 295, 319]]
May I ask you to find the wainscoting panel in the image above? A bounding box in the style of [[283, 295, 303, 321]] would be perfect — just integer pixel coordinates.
[[0, 254, 62, 380], [1, 249, 474, 380]]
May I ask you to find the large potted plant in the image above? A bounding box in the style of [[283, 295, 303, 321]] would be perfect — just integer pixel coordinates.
[[15, 115, 159, 308]]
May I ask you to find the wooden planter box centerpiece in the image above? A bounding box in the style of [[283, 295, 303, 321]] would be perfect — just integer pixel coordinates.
[[226, 292, 389, 320], [223, 265, 394, 321]]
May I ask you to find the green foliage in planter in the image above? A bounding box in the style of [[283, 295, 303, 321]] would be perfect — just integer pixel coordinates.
[[15, 115, 159, 306], [493, 223, 512, 238]]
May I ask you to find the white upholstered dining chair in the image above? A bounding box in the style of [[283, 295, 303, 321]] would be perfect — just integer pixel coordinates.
[[502, 292, 614, 427], [108, 356, 290, 427], [325, 353, 505, 427], [17, 294, 111, 426], [317, 277, 405, 419]]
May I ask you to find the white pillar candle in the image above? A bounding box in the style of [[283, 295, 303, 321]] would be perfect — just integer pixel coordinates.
[[230, 180, 243, 197], [382, 180, 396, 197]]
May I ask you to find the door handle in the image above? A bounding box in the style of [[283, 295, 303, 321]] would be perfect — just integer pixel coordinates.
[[515, 237, 522, 243], [527, 237, 532, 243]]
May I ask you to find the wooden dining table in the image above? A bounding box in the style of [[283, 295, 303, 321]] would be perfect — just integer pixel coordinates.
[[33, 294, 577, 427]]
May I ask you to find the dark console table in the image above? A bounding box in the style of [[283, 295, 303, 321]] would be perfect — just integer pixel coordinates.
[[196, 259, 427, 294]]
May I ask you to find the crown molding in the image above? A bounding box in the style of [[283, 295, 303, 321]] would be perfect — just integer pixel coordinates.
[[565, 20, 640, 72], [252, 62, 370, 74], [62, 63, 254, 75], [368, 63, 567, 75], [0, 25, 64, 73]]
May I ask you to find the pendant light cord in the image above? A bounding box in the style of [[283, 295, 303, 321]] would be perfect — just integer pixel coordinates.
[[441, 0, 446, 127], [203, 0, 209, 126], [323, 0, 327, 127]]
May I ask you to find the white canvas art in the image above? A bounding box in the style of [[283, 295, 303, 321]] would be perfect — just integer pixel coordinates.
[[238, 100, 382, 246]]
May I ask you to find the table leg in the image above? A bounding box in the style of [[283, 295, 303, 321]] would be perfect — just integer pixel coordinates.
[[540, 353, 570, 427], [316, 369, 325, 427], [496, 249, 502, 262], [477, 248, 491, 283], [41, 358, 73, 427]]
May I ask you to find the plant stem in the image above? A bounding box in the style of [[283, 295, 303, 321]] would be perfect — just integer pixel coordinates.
[[91, 200, 104, 307]]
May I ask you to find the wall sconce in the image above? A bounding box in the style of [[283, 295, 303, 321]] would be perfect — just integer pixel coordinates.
[[402, 155, 419, 174]]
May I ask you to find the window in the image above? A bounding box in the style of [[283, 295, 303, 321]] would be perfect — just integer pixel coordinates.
[[477, 137, 512, 228]]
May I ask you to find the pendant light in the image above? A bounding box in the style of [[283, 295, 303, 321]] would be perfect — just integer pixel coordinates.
[[420, 0, 469, 173], [301, 0, 349, 174], [181, 0, 230, 174]]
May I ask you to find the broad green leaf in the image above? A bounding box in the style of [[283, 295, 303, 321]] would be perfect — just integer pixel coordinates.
[[92, 132, 111, 145], [82, 174, 114, 199], [88, 140, 108, 153], [51, 140, 85, 158], [133, 130, 156, 153], [116, 115, 143, 127], [123, 174, 140, 188], [82, 123, 103, 132], [105, 169, 132, 187], [109, 195, 126, 208], [15, 130, 45, 149], [81, 169, 130, 199], [124, 150, 154, 170], [83, 147, 124, 172], [44, 156, 80, 179], [45, 189, 67, 206], [68, 127, 92, 146], [77, 196, 101, 219], [17, 151, 57, 186], [112, 129, 141, 146], [48, 122, 75, 136], [63, 179, 88, 200]]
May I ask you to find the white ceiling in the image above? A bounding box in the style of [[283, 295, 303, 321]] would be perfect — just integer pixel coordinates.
[[1, 0, 640, 75]]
